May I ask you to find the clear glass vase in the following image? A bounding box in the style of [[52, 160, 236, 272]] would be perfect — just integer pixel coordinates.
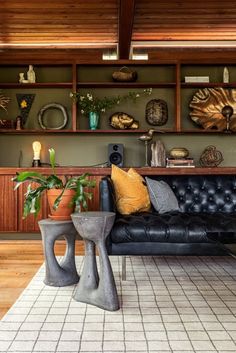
[[89, 112, 99, 130]]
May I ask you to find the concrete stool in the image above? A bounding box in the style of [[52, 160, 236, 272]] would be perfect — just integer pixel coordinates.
[[71, 211, 119, 311], [38, 219, 79, 286]]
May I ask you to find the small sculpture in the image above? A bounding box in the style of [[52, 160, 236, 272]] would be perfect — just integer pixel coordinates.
[[151, 140, 166, 167], [223, 67, 229, 83], [19, 73, 25, 83], [138, 129, 164, 167], [110, 112, 139, 129], [199, 145, 223, 167], [27, 65, 36, 83]]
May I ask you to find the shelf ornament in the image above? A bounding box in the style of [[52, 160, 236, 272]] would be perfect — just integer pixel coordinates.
[[16, 93, 35, 126], [37, 103, 68, 130], [189, 87, 236, 132], [145, 99, 168, 126], [0, 90, 10, 112], [199, 145, 223, 167], [109, 112, 139, 129]]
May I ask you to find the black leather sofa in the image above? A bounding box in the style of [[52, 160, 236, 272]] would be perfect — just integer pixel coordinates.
[[100, 175, 236, 267]]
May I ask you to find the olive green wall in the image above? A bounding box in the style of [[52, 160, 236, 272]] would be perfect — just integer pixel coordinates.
[[0, 133, 235, 167]]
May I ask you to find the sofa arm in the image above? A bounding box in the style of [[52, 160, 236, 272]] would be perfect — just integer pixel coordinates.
[[99, 176, 117, 213]]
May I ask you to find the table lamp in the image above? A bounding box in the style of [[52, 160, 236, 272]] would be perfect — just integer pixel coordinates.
[[32, 141, 41, 167]]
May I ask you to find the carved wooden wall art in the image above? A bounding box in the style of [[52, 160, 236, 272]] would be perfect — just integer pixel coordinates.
[[189, 87, 236, 131]]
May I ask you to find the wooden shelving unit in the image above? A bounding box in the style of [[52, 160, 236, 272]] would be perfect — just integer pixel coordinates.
[[1, 60, 236, 135]]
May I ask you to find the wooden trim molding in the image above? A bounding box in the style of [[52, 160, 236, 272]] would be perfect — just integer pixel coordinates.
[[2, 166, 236, 176]]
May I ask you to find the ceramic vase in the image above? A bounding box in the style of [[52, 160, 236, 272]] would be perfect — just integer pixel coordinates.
[[47, 189, 76, 221], [89, 112, 99, 130]]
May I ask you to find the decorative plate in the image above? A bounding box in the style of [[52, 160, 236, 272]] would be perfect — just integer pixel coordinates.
[[38, 103, 68, 130], [189, 87, 236, 131], [145, 99, 168, 126]]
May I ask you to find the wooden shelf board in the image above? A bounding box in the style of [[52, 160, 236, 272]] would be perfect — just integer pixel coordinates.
[[181, 82, 236, 88], [0, 129, 173, 134], [77, 82, 176, 88], [0, 83, 73, 88], [1, 128, 233, 135]]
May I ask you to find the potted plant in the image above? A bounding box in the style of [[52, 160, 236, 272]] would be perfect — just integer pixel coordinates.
[[70, 88, 152, 130], [13, 148, 96, 220]]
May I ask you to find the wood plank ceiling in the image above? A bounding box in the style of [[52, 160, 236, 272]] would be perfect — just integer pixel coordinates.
[[0, 0, 236, 57]]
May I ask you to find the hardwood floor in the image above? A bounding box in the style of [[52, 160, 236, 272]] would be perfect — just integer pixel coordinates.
[[0, 240, 84, 319]]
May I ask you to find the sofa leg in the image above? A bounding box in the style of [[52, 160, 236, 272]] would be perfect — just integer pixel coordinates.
[[121, 256, 126, 281]]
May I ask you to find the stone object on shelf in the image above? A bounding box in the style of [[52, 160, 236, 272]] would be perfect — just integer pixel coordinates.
[[151, 140, 166, 167], [145, 99, 168, 126]]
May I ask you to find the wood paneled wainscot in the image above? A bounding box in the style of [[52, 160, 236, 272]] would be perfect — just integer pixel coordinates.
[[1, 166, 236, 233]]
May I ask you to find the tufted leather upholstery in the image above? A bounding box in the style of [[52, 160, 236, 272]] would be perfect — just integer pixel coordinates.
[[99, 175, 236, 256]]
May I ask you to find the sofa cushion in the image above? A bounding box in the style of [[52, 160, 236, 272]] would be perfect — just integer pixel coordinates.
[[111, 165, 151, 215], [110, 212, 236, 244], [145, 177, 180, 213]]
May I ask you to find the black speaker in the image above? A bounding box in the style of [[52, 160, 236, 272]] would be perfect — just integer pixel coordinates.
[[108, 144, 124, 167]]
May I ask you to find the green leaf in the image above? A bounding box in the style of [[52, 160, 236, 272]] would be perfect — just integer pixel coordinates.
[[46, 175, 63, 189], [49, 148, 56, 175], [13, 171, 46, 184]]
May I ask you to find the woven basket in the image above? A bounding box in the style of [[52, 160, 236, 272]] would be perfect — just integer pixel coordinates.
[[112, 66, 137, 82]]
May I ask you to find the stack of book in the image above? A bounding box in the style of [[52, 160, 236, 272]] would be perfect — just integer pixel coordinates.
[[166, 157, 195, 168]]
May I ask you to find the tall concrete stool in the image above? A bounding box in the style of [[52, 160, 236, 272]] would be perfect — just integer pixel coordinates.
[[71, 211, 119, 311], [38, 219, 79, 286]]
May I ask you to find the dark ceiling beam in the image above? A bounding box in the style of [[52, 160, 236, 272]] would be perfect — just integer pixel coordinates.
[[118, 0, 136, 59]]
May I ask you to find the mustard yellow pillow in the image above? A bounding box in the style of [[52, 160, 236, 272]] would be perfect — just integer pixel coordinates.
[[111, 164, 151, 215]]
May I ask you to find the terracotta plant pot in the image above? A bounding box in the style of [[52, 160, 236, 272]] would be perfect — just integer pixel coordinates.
[[47, 189, 76, 221]]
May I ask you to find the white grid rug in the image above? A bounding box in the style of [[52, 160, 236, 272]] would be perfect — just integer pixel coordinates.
[[1, 256, 236, 352]]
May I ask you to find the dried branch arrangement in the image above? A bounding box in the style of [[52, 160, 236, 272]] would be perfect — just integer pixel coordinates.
[[0, 92, 10, 112]]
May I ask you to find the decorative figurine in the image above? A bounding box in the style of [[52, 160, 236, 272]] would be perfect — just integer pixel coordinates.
[[223, 67, 229, 83], [19, 73, 25, 83], [138, 129, 164, 167], [16, 116, 23, 130], [27, 65, 36, 83]]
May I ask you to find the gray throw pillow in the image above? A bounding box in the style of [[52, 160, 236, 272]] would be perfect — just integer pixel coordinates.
[[145, 177, 180, 213]]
